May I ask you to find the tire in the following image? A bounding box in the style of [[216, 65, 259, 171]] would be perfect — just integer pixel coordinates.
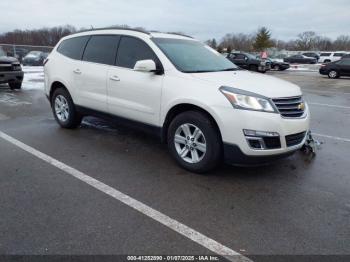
[[51, 88, 82, 129], [167, 111, 222, 173], [328, 70, 339, 79], [324, 60, 331, 63], [249, 65, 258, 72], [9, 82, 22, 90], [274, 65, 280, 71]]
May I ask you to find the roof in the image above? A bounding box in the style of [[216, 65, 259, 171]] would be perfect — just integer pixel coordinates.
[[69, 27, 194, 40]]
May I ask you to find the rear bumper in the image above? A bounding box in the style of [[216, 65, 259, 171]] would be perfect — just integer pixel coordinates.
[[0, 71, 24, 84]]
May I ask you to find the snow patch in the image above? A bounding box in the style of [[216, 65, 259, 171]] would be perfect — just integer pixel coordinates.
[[22, 66, 44, 90]]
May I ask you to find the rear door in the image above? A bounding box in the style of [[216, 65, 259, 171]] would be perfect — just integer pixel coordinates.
[[230, 54, 248, 68], [107, 36, 163, 126], [76, 35, 120, 113]]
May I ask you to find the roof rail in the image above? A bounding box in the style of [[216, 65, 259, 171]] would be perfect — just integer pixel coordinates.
[[166, 32, 194, 39], [76, 26, 151, 35]]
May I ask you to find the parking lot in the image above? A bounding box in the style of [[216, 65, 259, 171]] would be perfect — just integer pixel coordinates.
[[0, 68, 349, 261]]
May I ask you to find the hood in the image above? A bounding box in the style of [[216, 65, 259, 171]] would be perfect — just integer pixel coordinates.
[[0, 56, 19, 64], [190, 70, 302, 98]]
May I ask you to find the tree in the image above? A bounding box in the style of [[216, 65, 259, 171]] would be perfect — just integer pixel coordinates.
[[253, 27, 273, 51], [295, 31, 317, 50], [211, 38, 217, 49], [205, 38, 217, 49], [333, 35, 350, 50]]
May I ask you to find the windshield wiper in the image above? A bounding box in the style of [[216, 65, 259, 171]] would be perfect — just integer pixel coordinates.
[[220, 68, 239, 71]]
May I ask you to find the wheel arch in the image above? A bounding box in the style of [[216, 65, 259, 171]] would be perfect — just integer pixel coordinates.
[[49, 81, 70, 103], [161, 103, 222, 144]]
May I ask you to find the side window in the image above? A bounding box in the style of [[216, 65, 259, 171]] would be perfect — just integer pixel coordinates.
[[57, 36, 90, 60], [235, 54, 245, 59], [83, 35, 120, 65], [339, 59, 350, 65], [117, 36, 157, 69]]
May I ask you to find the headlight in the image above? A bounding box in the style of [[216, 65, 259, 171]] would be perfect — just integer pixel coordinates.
[[219, 86, 277, 113]]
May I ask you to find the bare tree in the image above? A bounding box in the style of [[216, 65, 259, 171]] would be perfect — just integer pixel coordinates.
[[333, 35, 350, 50]]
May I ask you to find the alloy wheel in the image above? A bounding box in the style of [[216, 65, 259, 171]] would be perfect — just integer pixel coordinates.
[[174, 123, 207, 164], [54, 95, 69, 122]]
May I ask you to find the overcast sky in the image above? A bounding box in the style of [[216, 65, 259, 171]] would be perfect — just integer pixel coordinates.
[[1, 0, 349, 41]]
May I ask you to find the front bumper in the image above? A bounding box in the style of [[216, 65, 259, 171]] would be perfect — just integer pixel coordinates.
[[212, 104, 310, 165], [0, 71, 24, 84], [223, 143, 298, 166]]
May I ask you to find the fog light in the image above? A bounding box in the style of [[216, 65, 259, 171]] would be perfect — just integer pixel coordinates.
[[243, 129, 279, 137]]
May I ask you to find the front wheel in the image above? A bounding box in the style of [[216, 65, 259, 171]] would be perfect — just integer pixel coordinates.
[[167, 111, 222, 173], [9, 82, 22, 90], [51, 88, 82, 128], [328, 70, 339, 79]]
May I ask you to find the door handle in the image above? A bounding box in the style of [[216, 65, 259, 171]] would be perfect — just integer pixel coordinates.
[[110, 75, 120, 81], [73, 69, 82, 74]]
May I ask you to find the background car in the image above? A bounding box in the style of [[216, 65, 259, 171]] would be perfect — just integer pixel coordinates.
[[283, 54, 317, 64], [0, 46, 24, 89], [266, 58, 290, 71], [302, 52, 320, 61], [7, 47, 29, 62], [22, 51, 47, 66], [226, 52, 270, 73], [318, 52, 346, 63], [319, 58, 350, 78]]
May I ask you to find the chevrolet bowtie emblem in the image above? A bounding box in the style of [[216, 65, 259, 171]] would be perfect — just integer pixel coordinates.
[[298, 102, 305, 110]]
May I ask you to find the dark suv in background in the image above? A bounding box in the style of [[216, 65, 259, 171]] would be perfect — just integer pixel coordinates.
[[226, 52, 270, 73], [0, 46, 23, 89]]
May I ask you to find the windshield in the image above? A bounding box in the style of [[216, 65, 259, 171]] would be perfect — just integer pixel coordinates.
[[0, 47, 6, 56], [152, 38, 237, 73]]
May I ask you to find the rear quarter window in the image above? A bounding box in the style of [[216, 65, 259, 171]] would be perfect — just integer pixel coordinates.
[[320, 53, 331, 56], [334, 53, 345, 57], [57, 36, 90, 60]]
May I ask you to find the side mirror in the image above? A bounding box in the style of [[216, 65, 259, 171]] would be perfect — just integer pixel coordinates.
[[134, 59, 156, 72]]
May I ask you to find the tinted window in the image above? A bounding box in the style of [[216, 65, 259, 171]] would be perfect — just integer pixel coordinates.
[[235, 54, 246, 59], [83, 35, 120, 65], [334, 53, 345, 57], [57, 36, 89, 60], [339, 59, 350, 65], [117, 36, 157, 69], [320, 53, 331, 56]]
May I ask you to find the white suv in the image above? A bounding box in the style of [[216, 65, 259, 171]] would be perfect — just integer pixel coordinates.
[[44, 28, 310, 173], [319, 52, 347, 63]]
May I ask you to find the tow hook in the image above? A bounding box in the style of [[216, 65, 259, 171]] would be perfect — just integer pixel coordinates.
[[300, 131, 322, 157]]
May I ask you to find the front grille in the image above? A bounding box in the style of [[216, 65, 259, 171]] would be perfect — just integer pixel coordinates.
[[286, 131, 306, 147], [272, 96, 305, 118], [0, 66, 13, 72]]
